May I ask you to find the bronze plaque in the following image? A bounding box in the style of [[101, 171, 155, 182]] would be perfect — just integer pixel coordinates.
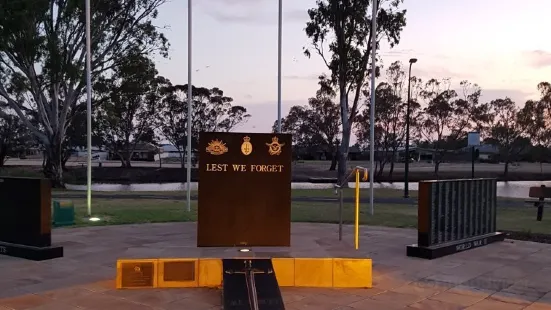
[[121, 262, 155, 288], [198, 132, 292, 247], [163, 261, 196, 282]]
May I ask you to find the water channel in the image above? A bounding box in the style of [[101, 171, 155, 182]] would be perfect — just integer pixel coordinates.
[[65, 180, 551, 199]]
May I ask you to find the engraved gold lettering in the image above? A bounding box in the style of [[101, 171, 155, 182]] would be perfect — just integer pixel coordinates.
[[232, 164, 247, 172], [206, 163, 285, 172], [250, 164, 284, 172], [206, 164, 228, 172]]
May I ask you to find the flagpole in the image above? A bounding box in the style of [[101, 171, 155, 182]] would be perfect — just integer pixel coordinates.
[[277, 0, 282, 133], [186, 0, 193, 212], [369, 0, 378, 216], [85, 0, 93, 217]]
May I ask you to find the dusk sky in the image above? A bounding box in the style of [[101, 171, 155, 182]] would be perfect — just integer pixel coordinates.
[[153, 0, 551, 133]]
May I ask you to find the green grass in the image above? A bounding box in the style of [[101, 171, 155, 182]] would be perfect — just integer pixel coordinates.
[[53, 188, 412, 199], [66, 197, 551, 235]]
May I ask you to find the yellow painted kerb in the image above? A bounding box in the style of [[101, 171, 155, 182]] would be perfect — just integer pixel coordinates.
[[116, 257, 372, 289], [198, 258, 223, 287]]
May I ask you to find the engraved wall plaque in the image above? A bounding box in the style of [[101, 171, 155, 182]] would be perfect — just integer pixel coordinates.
[[163, 261, 196, 282], [416, 178, 499, 248], [121, 262, 155, 288]]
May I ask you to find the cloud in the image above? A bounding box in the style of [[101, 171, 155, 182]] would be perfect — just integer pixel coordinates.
[[234, 100, 305, 132], [198, 1, 306, 25], [523, 50, 551, 68], [380, 49, 415, 57], [411, 67, 476, 81], [284, 9, 308, 22], [284, 73, 319, 81], [479, 89, 535, 105]]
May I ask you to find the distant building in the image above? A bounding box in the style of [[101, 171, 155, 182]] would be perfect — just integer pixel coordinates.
[[108, 143, 159, 161], [71, 146, 108, 161], [158, 144, 182, 159]]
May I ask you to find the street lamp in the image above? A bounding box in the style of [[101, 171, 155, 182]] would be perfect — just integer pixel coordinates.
[[404, 58, 417, 198]]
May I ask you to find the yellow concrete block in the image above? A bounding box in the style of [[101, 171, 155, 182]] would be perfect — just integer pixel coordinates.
[[294, 258, 333, 287], [116, 259, 158, 289], [157, 258, 199, 288], [272, 258, 295, 287], [198, 258, 223, 287], [332, 258, 372, 288]]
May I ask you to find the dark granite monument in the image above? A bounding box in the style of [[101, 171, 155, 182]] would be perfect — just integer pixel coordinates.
[[0, 177, 64, 260], [406, 178, 505, 259], [197, 132, 292, 247]]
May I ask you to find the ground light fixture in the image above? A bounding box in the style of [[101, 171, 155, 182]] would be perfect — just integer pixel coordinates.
[[238, 248, 251, 253], [88, 217, 101, 222]]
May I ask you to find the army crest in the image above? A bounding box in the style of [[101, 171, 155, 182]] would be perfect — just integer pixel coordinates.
[[266, 136, 284, 156], [241, 136, 253, 155], [206, 139, 228, 155]]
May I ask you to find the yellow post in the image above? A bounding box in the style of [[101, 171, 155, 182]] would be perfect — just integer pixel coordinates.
[[355, 168, 360, 250]]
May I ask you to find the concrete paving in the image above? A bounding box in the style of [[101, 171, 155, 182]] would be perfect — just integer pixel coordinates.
[[1, 223, 551, 309]]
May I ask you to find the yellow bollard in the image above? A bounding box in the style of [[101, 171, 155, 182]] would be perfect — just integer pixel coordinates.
[[355, 168, 360, 250]]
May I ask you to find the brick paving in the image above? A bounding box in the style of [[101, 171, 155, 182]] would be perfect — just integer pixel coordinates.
[[1, 222, 551, 309]]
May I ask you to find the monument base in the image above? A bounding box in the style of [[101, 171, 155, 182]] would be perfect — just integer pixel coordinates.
[[406, 232, 506, 259], [0, 241, 64, 261]]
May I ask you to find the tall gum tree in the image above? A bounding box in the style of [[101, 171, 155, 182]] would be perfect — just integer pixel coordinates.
[[0, 0, 169, 187], [159, 84, 250, 167], [274, 80, 341, 170], [304, 0, 407, 185]]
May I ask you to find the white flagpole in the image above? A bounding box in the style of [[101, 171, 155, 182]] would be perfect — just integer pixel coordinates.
[[186, 0, 193, 212], [85, 0, 93, 217], [277, 0, 282, 133], [369, 0, 378, 216]]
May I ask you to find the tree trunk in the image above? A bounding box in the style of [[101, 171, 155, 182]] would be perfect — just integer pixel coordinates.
[[0, 146, 6, 167], [43, 141, 64, 188], [179, 149, 184, 169], [434, 161, 440, 177], [376, 161, 385, 178], [62, 148, 72, 171], [389, 152, 395, 178], [329, 146, 338, 171], [337, 90, 351, 187], [118, 151, 132, 168], [504, 161, 509, 181]]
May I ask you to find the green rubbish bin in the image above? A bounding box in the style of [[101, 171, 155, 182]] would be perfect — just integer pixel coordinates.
[[52, 200, 75, 227]]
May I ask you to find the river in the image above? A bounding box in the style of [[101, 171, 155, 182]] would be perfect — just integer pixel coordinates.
[[65, 180, 551, 199]]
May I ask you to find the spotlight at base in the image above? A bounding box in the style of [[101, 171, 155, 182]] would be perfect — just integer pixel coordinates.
[[238, 248, 250, 253], [89, 217, 101, 222]]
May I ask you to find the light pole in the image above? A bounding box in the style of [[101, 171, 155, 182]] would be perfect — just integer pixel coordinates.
[[277, 0, 282, 133], [404, 58, 417, 198], [85, 0, 93, 219], [186, 0, 192, 212]]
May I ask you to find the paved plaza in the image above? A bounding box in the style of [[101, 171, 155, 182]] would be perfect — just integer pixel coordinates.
[[1, 223, 551, 309]]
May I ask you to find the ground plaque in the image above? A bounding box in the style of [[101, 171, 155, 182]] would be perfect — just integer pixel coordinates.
[[197, 132, 292, 247], [407, 178, 505, 259], [0, 177, 64, 260]]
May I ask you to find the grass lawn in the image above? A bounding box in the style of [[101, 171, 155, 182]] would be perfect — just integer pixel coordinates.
[[53, 188, 412, 199], [67, 198, 551, 235]]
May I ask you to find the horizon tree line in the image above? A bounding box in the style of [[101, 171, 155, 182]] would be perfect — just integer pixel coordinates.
[[275, 59, 551, 180]]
